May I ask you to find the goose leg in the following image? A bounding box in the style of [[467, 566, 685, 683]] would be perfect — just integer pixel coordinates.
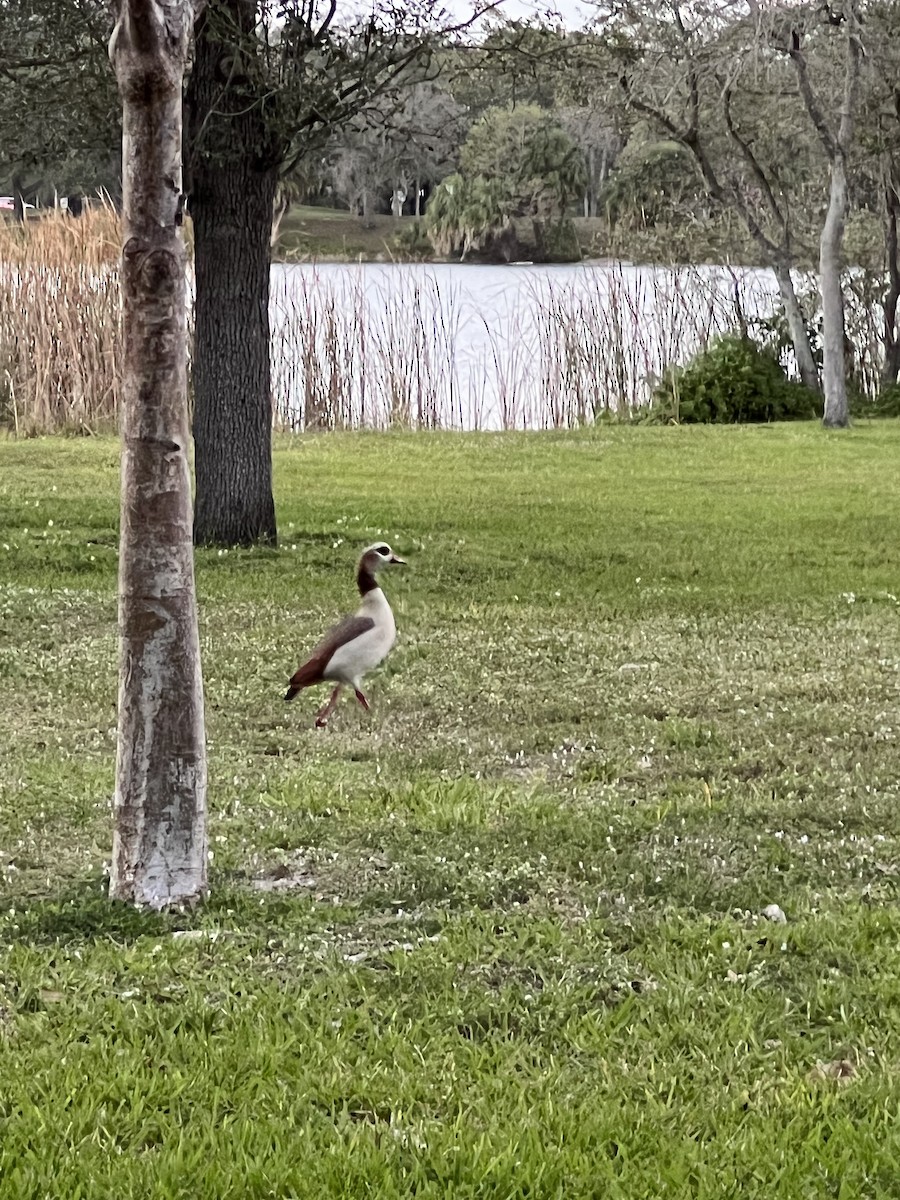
[[315, 685, 343, 728], [354, 688, 370, 712]]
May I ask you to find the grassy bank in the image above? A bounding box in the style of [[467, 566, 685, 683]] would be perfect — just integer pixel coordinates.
[[273, 205, 615, 262], [271, 205, 763, 266], [2, 425, 900, 1197]]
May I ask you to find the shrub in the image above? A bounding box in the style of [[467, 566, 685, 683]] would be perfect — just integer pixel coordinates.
[[532, 217, 582, 263], [391, 220, 432, 262], [648, 334, 820, 424], [850, 382, 900, 419], [600, 140, 706, 230]]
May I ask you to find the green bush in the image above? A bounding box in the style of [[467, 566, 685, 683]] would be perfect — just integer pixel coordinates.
[[849, 382, 900, 419], [532, 217, 582, 263], [600, 140, 706, 229], [391, 220, 432, 261], [649, 335, 820, 424]]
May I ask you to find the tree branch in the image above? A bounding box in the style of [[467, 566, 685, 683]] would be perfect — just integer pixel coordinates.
[[721, 84, 787, 239], [787, 31, 837, 159], [836, 3, 862, 155], [0, 47, 94, 70], [620, 72, 781, 260]]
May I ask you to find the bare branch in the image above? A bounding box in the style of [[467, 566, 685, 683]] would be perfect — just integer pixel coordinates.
[[836, 3, 863, 154], [313, 0, 337, 42], [0, 47, 93, 70], [721, 84, 787, 236], [787, 30, 838, 158]]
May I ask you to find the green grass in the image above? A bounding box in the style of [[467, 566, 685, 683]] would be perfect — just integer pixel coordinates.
[[272, 205, 613, 262], [2, 424, 900, 1197], [275, 206, 402, 262]]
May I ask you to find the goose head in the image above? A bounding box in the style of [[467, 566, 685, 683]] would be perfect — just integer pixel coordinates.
[[360, 542, 406, 572]]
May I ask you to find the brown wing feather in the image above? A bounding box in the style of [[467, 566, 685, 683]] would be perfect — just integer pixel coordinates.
[[284, 614, 376, 701]]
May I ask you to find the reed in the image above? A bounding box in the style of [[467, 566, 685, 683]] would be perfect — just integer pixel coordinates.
[[0, 207, 122, 435], [2, 211, 891, 435], [271, 263, 792, 431], [271, 267, 463, 431], [843, 268, 891, 399]]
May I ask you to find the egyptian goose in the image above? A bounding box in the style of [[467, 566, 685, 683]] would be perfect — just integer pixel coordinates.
[[284, 542, 406, 727]]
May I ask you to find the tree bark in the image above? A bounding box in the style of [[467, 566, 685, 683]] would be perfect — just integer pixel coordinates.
[[186, 0, 278, 547], [11, 174, 26, 223], [881, 161, 900, 386], [819, 155, 851, 426], [789, 8, 862, 428], [772, 260, 820, 394], [109, 0, 208, 907]]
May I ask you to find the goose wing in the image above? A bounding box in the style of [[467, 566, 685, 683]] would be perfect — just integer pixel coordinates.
[[284, 613, 376, 699]]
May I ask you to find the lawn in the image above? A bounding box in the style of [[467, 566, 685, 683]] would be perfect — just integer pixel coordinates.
[[272, 204, 612, 262], [1, 424, 900, 1197]]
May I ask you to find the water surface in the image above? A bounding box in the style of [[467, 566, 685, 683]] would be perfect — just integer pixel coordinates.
[[269, 261, 782, 430]]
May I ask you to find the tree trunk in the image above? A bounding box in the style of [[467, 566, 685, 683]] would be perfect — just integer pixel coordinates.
[[599, 145, 610, 190], [11, 174, 25, 223], [820, 156, 850, 427], [109, 0, 208, 908], [590, 144, 603, 219], [772, 260, 820, 394], [186, 0, 278, 547], [788, 6, 860, 428], [881, 161, 900, 386], [270, 189, 290, 248], [583, 145, 593, 219]]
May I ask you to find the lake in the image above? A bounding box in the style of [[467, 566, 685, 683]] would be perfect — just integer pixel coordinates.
[[269, 262, 785, 431]]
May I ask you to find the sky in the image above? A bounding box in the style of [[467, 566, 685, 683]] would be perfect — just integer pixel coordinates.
[[448, 0, 595, 31], [490, 0, 590, 21]]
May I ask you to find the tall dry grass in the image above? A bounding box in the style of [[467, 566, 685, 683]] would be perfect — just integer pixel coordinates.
[[0, 208, 122, 435], [271, 263, 798, 431], [527, 265, 751, 425], [271, 268, 465, 430], [2, 210, 891, 436]]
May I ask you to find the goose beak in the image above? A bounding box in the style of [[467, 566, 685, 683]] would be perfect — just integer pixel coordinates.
[[389, 553, 406, 565]]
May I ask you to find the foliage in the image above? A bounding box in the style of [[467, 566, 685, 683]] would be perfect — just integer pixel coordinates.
[[850, 382, 900, 419], [391, 219, 433, 260], [327, 82, 467, 218], [749, 280, 822, 364], [531, 215, 582, 263], [427, 106, 587, 260], [444, 21, 575, 113], [3, 428, 900, 1192], [519, 120, 588, 218], [424, 172, 510, 259], [649, 334, 821, 424], [600, 138, 705, 229], [459, 104, 585, 219], [0, 0, 119, 202]]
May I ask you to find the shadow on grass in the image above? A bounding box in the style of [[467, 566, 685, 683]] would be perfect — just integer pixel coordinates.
[[5, 877, 322, 945], [5, 881, 192, 944]]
